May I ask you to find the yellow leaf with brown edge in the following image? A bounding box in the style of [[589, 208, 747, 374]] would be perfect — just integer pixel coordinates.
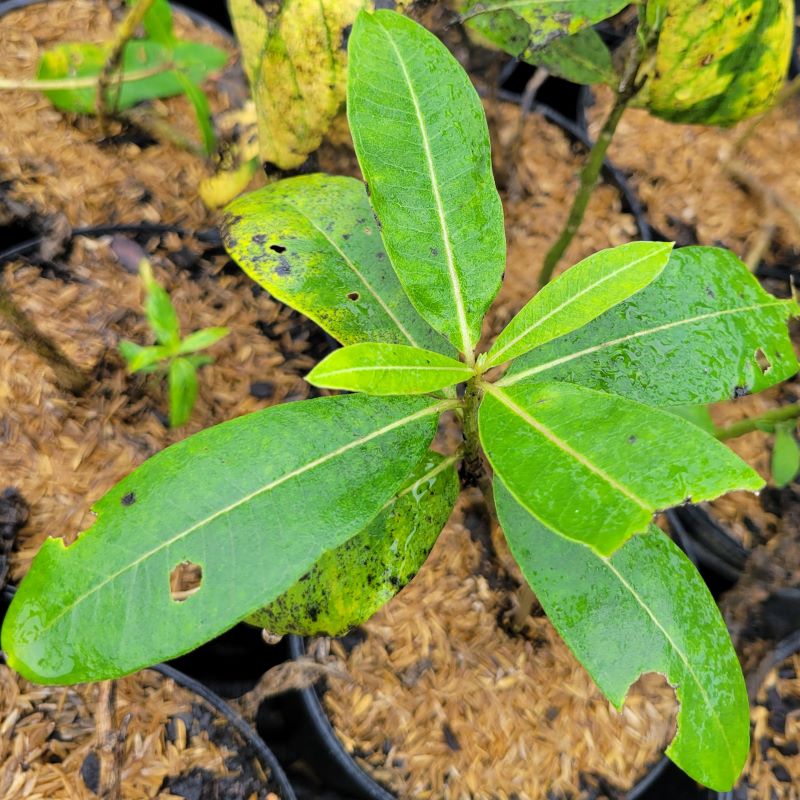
[[636, 0, 793, 126]]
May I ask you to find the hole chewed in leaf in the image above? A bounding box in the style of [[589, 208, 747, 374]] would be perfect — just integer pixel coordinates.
[[169, 561, 203, 602], [269, 244, 286, 254], [347, 292, 360, 302], [755, 348, 772, 375]]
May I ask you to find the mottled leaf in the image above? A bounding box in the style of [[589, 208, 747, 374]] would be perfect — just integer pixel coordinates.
[[168, 357, 199, 427], [37, 40, 228, 113], [461, 0, 629, 48], [348, 10, 505, 357], [229, 0, 367, 170], [486, 242, 673, 369], [2, 394, 449, 683], [637, 0, 794, 125], [495, 479, 749, 792], [249, 452, 459, 635], [479, 381, 761, 554], [308, 343, 473, 395], [771, 421, 800, 487], [502, 247, 799, 405], [222, 174, 452, 353]]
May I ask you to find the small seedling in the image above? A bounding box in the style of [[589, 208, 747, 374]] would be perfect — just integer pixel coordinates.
[[119, 260, 228, 427], [3, 10, 798, 793]]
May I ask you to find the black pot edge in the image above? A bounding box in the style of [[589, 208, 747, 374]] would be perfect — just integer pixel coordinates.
[[287, 635, 671, 800], [0, 591, 296, 798], [715, 628, 800, 800]]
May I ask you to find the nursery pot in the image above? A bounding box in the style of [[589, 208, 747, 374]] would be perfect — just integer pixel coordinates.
[[284, 635, 671, 800]]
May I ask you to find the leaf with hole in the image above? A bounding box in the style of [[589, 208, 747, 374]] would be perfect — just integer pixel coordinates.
[[348, 10, 505, 357], [486, 242, 673, 368], [307, 343, 473, 395], [771, 421, 800, 487], [636, 0, 794, 125], [222, 174, 452, 354], [503, 247, 800, 405], [460, 0, 629, 49], [479, 381, 761, 554], [1, 394, 447, 683], [37, 40, 228, 114], [249, 452, 458, 635], [495, 479, 749, 791]]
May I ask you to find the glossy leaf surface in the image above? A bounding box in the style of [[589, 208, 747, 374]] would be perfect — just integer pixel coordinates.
[[495, 480, 749, 791], [222, 174, 451, 354], [37, 40, 228, 113], [348, 10, 505, 356], [249, 453, 459, 635], [486, 242, 673, 368], [307, 343, 472, 395], [503, 247, 799, 405], [228, 0, 366, 169], [637, 0, 793, 125], [2, 394, 447, 683], [461, 1, 629, 48], [479, 381, 761, 554]]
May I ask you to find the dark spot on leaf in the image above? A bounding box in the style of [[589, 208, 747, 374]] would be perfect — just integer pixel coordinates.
[[376, 252, 385, 260], [734, 385, 750, 398], [307, 605, 320, 622], [700, 54, 714, 66], [706, 286, 715, 299], [442, 723, 460, 751], [755, 348, 772, 374], [274, 258, 291, 276], [342, 233, 350, 240], [628, 435, 637, 444], [340, 23, 352, 50], [430, 247, 439, 257], [252, 234, 267, 245], [170, 561, 203, 602], [347, 292, 360, 301], [389, 576, 401, 588], [121, 491, 136, 506], [270, 244, 286, 253]]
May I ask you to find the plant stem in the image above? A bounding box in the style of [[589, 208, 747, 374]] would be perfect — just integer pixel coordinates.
[[538, 41, 646, 288], [715, 404, 800, 441], [97, 0, 157, 122], [0, 282, 90, 394], [0, 64, 173, 92]]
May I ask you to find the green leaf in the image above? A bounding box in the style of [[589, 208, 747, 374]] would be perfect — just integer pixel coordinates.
[[485, 242, 673, 369], [347, 10, 506, 357], [119, 341, 170, 372], [249, 452, 459, 635], [177, 327, 230, 355], [771, 421, 800, 487], [307, 343, 473, 395], [479, 381, 762, 555], [503, 247, 799, 405], [172, 72, 216, 155], [222, 174, 452, 354], [132, 0, 177, 47], [495, 479, 749, 792], [636, 0, 794, 126], [184, 354, 214, 370], [168, 357, 199, 427], [37, 40, 228, 114], [465, 8, 618, 85], [1, 394, 449, 683], [140, 263, 181, 348], [460, 0, 629, 48], [669, 404, 716, 434]]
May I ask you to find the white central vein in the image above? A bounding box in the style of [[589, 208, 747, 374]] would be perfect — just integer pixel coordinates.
[[498, 301, 790, 387], [42, 401, 453, 632], [599, 555, 736, 769], [484, 383, 650, 510], [318, 364, 470, 378], [379, 22, 473, 363], [283, 198, 419, 348], [490, 250, 663, 365]]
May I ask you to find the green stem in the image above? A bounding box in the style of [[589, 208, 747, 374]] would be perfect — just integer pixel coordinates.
[[715, 404, 800, 441], [538, 41, 646, 288]]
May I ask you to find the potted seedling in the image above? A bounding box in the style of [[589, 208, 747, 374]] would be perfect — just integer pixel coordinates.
[[460, 0, 795, 284], [3, 8, 799, 796]]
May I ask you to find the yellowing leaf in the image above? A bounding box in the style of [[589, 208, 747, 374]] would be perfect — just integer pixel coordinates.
[[637, 0, 794, 125]]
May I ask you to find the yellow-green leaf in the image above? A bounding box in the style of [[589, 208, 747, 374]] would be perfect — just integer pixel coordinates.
[[637, 0, 794, 125]]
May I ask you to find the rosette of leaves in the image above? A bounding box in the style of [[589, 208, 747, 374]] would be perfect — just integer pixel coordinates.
[[4, 10, 799, 793]]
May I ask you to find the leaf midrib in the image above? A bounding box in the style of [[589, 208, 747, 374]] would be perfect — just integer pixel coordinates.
[[498, 300, 792, 387], [375, 17, 474, 361], [39, 400, 452, 634], [598, 551, 737, 775], [316, 363, 472, 378], [483, 383, 650, 511], [488, 249, 666, 366]]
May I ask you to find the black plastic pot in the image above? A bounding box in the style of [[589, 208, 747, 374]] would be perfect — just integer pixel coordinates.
[[285, 635, 672, 800], [716, 629, 800, 800]]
